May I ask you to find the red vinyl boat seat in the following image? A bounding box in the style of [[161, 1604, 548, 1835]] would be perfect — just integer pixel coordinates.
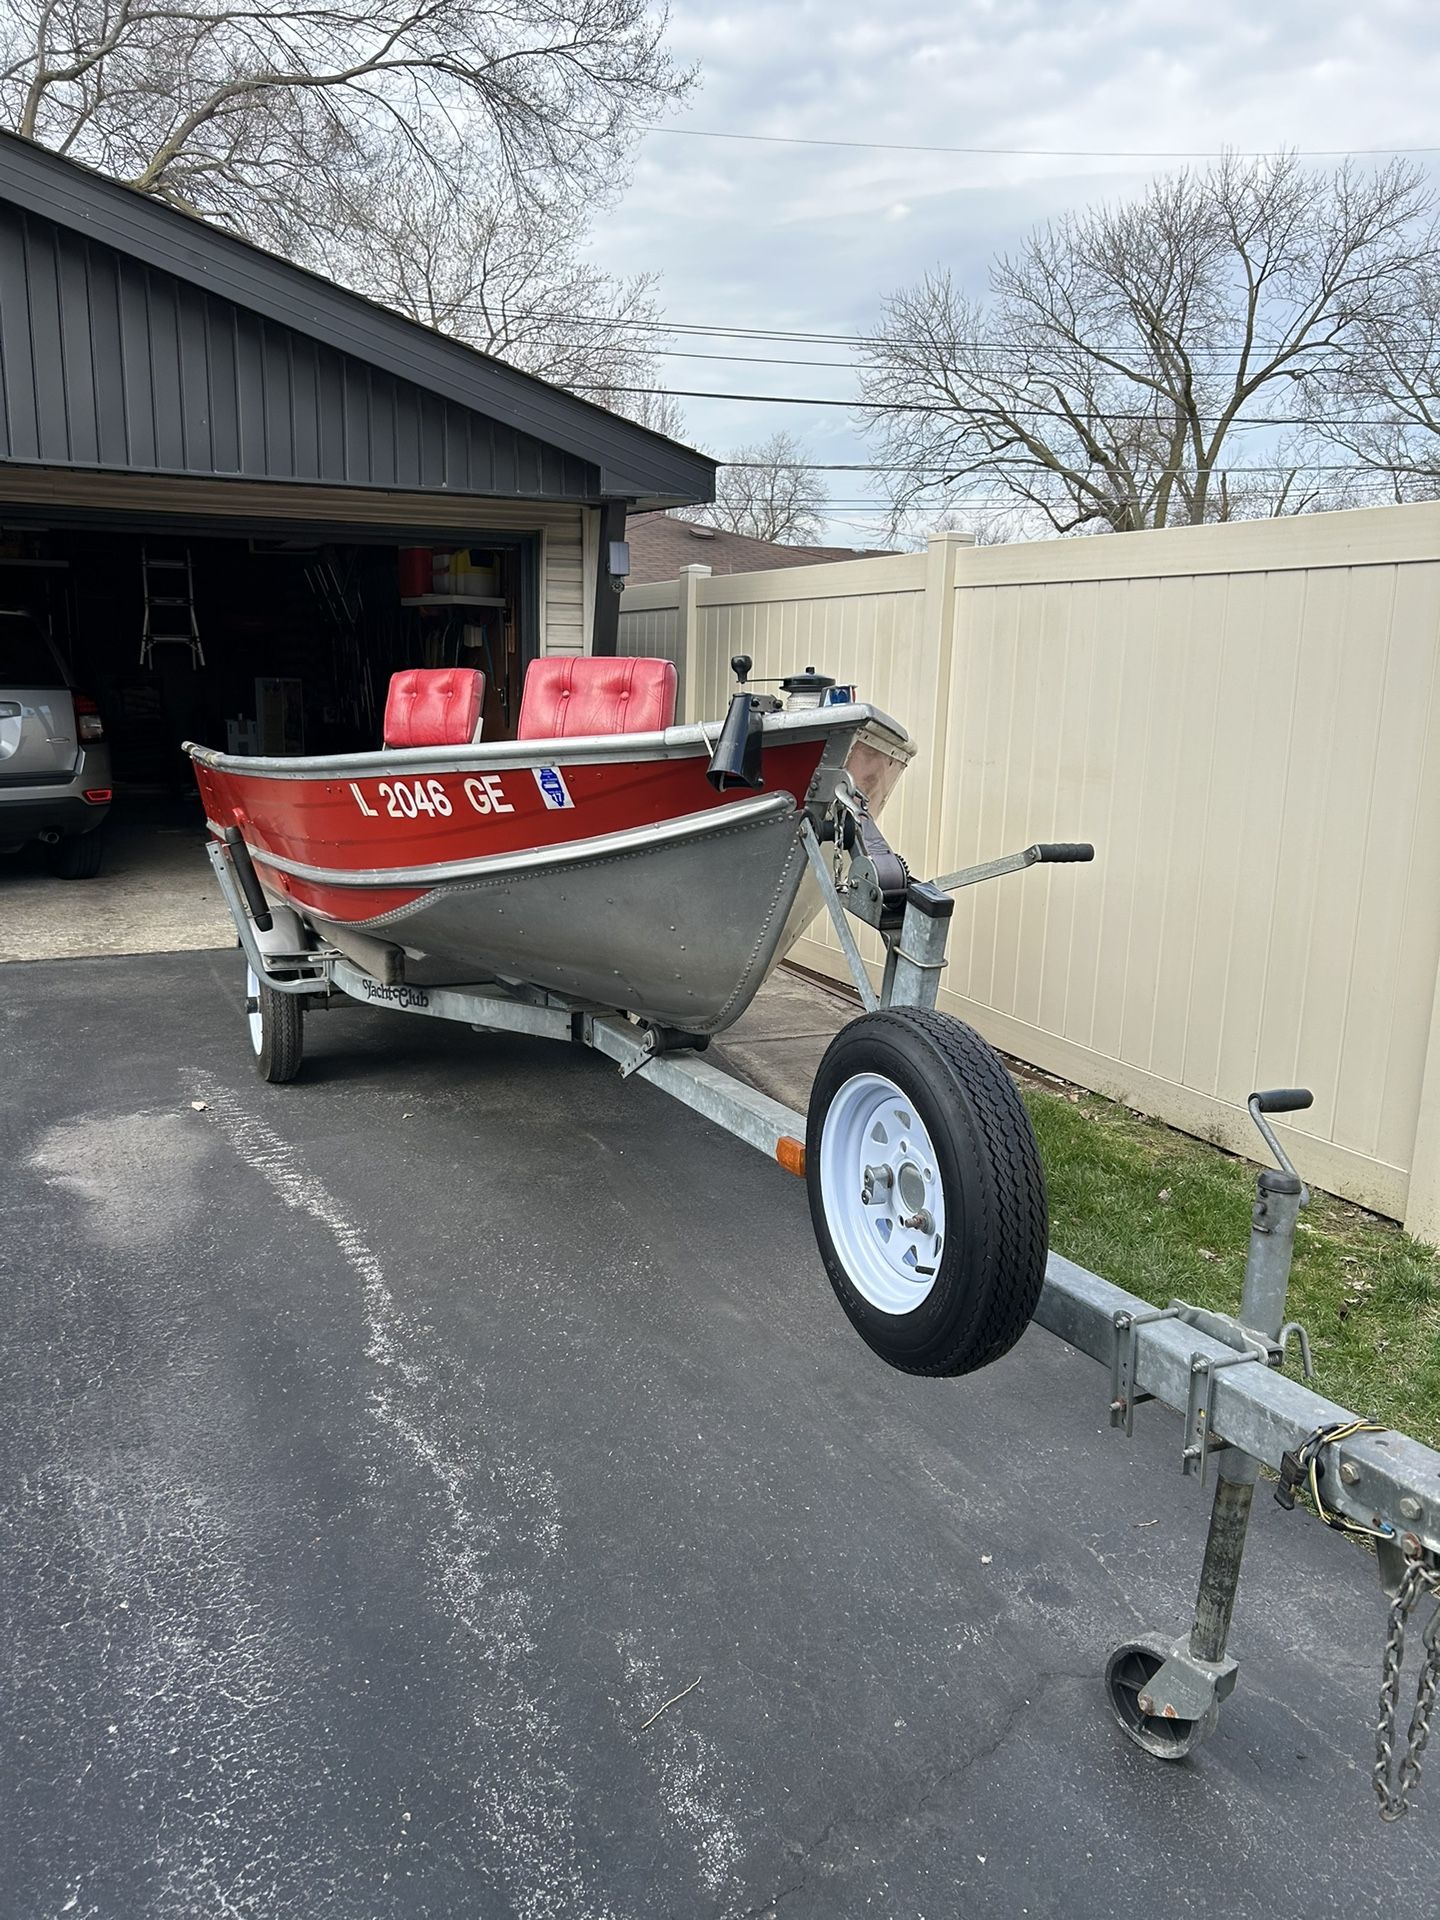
[[517, 656, 678, 739], [383, 667, 486, 748]]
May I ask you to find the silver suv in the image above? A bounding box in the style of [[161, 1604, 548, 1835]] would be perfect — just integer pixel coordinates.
[[0, 609, 112, 878]]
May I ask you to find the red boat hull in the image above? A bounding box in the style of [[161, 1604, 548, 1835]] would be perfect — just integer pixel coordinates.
[[194, 734, 891, 925]]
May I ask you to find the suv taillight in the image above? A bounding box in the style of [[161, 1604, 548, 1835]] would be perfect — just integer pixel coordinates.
[[74, 693, 104, 742]]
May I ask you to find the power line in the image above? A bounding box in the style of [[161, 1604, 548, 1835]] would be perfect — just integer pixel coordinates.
[[678, 499, 1027, 510], [537, 338, 1398, 375], [641, 124, 1440, 161], [571, 383, 924, 410], [565, 342, 858, 370], [576, 381, 1421, 431], [711, 468, 1423, 491], [714, 458, 1417, 475], [793, 482, 1416, 504], [680, 498, 1414, 520], [431, 301, 1419, 361]]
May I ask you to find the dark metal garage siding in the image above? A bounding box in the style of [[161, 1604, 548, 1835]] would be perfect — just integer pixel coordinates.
[[0, 203, 598, 501]]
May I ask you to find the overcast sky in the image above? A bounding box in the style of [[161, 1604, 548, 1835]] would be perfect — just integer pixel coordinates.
[[590, 0, 1440, 541]]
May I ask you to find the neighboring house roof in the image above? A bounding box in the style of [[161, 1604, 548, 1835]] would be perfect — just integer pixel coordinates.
[[0, 130, 715, 511], [626, 513, 892, 583]]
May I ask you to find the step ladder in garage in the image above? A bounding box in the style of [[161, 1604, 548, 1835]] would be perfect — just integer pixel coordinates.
[[139, 546, 204, 669]]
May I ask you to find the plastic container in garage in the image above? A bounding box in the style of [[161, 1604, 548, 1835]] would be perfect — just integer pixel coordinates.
[[449, 549, 499, 597]]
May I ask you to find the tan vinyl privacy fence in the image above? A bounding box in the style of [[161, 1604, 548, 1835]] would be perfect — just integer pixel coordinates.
[[619, 506, 1440, 1244]]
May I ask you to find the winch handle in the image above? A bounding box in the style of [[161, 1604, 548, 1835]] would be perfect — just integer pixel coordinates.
[[730, 654, 752, 686], [1033, 843, 1095, 864], [932, 839, 1096, 894]]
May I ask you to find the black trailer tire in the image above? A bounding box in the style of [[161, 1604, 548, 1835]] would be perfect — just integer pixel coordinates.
[[805, 1007, 1047, 1376], [246, 964, 305, 1083], [49, 829, 105, 879]]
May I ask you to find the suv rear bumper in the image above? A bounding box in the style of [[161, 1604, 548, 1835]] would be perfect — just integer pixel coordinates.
[[0, 747, 112, 842]]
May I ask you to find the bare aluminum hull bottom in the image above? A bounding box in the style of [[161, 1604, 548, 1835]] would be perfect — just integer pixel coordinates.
[[326, 794, 814, 1035]]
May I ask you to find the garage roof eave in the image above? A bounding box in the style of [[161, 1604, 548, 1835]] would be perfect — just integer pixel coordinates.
[[0, 130, 717, 510]]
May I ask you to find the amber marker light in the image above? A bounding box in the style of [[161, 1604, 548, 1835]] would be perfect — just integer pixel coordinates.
[[775, 1137, 807, 1177]]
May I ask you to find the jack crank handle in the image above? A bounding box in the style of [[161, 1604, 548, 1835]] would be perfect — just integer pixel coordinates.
[[1251, 1089, 1314, 1115]]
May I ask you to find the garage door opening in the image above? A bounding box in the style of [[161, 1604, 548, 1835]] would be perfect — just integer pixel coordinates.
[[0, 518, 546, 953], [1, 523, 541, 797]]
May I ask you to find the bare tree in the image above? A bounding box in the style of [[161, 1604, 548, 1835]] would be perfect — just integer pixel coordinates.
[[689, 433, 827, 542], [307, 151, 687, 434], [859, 155, 1432, 535], [0, 0, 692, 252], [1320, 260, 1440, 500]]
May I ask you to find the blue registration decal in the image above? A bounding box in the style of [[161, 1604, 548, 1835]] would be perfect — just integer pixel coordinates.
[[532, 765, 575, 810]]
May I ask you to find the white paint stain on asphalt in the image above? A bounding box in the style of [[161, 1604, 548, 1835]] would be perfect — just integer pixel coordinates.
[[63, 1458, 318, 1920], [184, 1085, 403, 1373], [189, 1074, 617, 1920], [618, 1637, 745, 1910], [25, 1108, 332, 1917], [29, 1110, 209, 1251]]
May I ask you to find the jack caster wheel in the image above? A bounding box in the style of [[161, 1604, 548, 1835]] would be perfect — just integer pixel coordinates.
[[1104, 1642, 1219, 1760], [246, 963, 305, 1083], [805, 1007, 1047, 1375]]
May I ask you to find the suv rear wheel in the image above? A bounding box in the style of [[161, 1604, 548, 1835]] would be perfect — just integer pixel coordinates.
[[48, 830, 105, 879]]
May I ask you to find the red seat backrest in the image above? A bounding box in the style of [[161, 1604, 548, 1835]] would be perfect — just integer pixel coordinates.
[[383, 668, 486, 748], [517, 656, 678, 740]]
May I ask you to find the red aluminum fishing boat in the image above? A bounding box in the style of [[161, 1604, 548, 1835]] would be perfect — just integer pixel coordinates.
[[188, 655, 913, 1034]]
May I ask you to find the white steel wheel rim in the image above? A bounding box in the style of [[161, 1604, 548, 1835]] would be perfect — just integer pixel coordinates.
[[246, 965, 264, 1056], [818, 1071, 947, 1314]]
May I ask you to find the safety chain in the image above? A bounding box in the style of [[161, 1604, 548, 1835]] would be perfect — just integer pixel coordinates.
[[1374, 1544, 1440, 1822]]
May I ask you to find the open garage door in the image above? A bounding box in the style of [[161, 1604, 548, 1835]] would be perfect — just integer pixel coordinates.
[[0, 515, 544, 799]]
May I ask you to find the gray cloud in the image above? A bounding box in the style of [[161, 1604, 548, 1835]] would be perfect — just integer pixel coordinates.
[[590, 0, 1440, 536]]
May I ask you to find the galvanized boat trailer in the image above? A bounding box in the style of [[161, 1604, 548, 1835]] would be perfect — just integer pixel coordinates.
[[208, 774, 1440, 1821]]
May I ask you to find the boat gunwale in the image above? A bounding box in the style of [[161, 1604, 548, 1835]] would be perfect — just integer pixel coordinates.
[[183, 702, 913, 781]]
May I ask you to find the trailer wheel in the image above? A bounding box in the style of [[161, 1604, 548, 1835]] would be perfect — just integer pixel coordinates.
[[1104, 1642, 1218, 1760], [246, 963, 304, 1084], [806, 1008, 1047, 1376]]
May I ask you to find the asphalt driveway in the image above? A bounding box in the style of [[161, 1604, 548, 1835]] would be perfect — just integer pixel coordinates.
[[4, 949, 1437, 1918]]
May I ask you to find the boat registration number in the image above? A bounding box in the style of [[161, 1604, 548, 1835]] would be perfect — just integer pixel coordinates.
[[348, 775, 515, 820]]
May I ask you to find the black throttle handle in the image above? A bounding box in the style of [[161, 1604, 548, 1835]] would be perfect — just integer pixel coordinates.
[[1252, 1088, 1314, 1114], [1033, 843, 1095, 864]]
